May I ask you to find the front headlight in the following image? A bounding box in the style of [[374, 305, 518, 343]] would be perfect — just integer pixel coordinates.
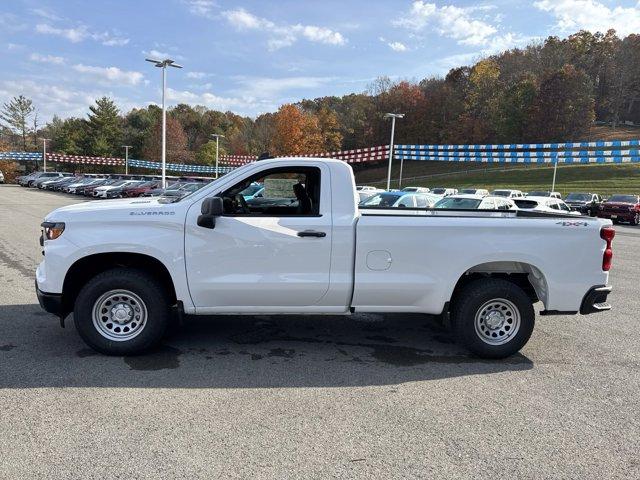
[[41, 222, 65, 240]]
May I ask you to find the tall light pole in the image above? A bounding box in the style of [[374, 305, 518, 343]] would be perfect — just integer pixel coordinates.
[[210, 134, 225, 179], [122, 145, 132, 175], [384, 113, 404, 191], [40, 138, 50, 172], [551, 155, 559, 193], [146, 58, 183, 187]]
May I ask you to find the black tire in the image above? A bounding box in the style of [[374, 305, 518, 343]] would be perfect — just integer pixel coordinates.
[[631, 213, 639, 226], [451, 278, 535, 359], [73, 268, 171, 355], [612, 219, 619, 225]]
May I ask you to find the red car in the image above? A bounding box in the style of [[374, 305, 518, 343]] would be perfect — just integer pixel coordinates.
[[121, 181, 161, 198], [597, 194, 640, 225]]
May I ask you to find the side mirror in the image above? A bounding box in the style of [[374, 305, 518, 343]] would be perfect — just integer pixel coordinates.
[[197, 196, 224, 229]]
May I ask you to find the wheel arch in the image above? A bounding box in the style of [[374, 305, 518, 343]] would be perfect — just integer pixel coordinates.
[[450, 260, 549, 311], [61, 252, 178, 316]]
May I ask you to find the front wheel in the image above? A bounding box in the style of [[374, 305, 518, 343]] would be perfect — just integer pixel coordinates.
[[451, 278, 535, 359], [74, 268, 171, 355]]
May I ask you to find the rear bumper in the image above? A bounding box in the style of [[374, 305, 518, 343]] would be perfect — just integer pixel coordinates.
[[35, 280, 64, 317], [580, 285, 612, 315], [598, 212, 634, 221]]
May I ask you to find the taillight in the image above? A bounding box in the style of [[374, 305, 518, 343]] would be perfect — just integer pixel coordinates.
[[600, 226, 615, 271]]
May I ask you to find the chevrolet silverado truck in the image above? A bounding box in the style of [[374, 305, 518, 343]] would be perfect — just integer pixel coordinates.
[[36, 158, 615, 358]]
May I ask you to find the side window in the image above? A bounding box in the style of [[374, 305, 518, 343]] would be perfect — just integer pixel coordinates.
[[415, 195, 428, 208], [220, 167, 321, 216], [549, 201, 560, 210], [559, 202, 571, 212]]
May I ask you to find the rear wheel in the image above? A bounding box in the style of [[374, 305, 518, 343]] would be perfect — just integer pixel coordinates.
[[451, 278, 535, 359], [73, 268, 171, 355]]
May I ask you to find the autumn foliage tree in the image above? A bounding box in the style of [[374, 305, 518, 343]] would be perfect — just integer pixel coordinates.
[[143, 116, 193, 164]]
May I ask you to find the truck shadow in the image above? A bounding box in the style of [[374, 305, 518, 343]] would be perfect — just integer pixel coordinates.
[[0, 304, 533, 389]]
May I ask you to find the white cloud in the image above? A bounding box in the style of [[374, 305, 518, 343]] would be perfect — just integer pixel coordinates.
[[388, 41, 408, 52], [220, 8, 346, 50], [232, 75, 334, 98], [30, 8, 62, 21], [0, 79, 138, 121], [35, 23, 128, 46], [142, 49, 185, 61], [29, 53, 65, 65], [72, 64, 145, 86], [92, 31, 130, 46], [186, 71, 208, 79], [184, 0, 217, 19], [35, 23, 87, 43], [395, 1, 498, 46], [534, 0, 640, 36], [165, 87, 272, 113]]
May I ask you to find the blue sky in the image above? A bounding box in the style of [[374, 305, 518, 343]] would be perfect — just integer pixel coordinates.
[[1, 0, 639, 121]]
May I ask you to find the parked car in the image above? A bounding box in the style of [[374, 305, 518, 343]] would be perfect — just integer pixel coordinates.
[[69, 177, 105, 195], [143, 181, 189, 197], [77, 179, 115, 196], [161, 182, 206, 199], [460, 188, 489, 196], [514, 197, 579, 215], [50, 176, 83, 191], [65, 178, 104, 194], [121, 181, 162, 198], [26, 172, 65, 187], [36, 157, 614, 359], [597, 194, 640, 225], [93, 180, 142, 198], [356, 185, 378, 192], [526, 190, 562, 199], [401, 186, 430, 193], [430, 187, 458, 197], [359, 191, 440, 208], [564, 192, 603, 216], [240, 182, 264, 200], [491, 189, 524, 198], [35, 173, 72, 188], [435, 194, 516, 210], [357, 190, 378, 203]]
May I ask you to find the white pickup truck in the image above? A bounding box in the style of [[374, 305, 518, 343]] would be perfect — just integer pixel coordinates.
[[36, 158, 615, 358]]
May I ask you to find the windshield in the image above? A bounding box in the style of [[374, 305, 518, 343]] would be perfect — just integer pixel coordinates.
[[492, 190, 511, 197], [241, 183, 263, 197], [607, 195, 638, 203], [527, 191, 549, 197], [566, 193, 591, 201], [431, 188, 446, 194], [360, 192, 403, 207], [514, 199, 538, 209], [434, 197, 481, 209]]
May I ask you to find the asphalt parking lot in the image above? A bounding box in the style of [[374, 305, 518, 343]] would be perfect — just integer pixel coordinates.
[[0, 184, 638, 479]]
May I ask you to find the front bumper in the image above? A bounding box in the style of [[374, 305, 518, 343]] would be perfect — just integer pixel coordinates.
[[35, 279, 64, 317], [580, 285, 612, 314]]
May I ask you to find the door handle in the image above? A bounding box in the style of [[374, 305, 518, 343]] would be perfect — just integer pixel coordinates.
[[297, 230, 326, 238]]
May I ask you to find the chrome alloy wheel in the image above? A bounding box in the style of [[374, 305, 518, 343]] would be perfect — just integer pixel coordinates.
[[92, 290, 148, 341], [474, 298, 521, 346]]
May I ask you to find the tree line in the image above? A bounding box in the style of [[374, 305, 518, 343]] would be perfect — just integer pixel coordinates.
[[2, 29, 640, 167]]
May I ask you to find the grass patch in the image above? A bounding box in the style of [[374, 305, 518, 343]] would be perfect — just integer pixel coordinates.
[[355, 162, 640, 196]]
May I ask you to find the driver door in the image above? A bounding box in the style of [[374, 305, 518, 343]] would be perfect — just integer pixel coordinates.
[[184, 164, 333, 312]]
